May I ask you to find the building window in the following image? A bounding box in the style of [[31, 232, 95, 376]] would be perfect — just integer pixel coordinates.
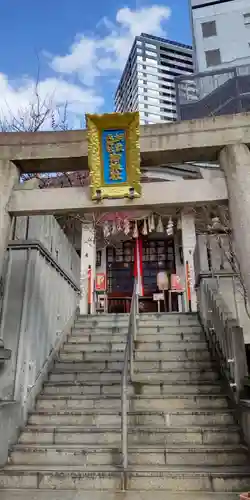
[[205, 48, 221, 67], [244, 13, 250, 26], [202, 20, 217, 38]]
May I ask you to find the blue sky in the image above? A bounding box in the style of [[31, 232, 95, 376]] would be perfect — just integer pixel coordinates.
[[0, 0, 192, 127]]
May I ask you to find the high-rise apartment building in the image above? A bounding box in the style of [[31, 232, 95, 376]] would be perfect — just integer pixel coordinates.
[[190, 0, 250, 72], [114, 33, 193, 124]]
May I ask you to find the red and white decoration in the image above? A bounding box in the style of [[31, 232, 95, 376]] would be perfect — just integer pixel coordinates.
[[100, 212, 175, 240], [134, 237, 144, 296]]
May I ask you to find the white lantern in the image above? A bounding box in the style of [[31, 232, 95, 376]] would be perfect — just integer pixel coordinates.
[[123, 218, 130, 235], [166, 217, 174, 236], [156, 216, 164, 233], [142, 218, 148, 236], [103, 221, 110, 238], [149, 214, 155, 232], [133, 221, 139, 239]]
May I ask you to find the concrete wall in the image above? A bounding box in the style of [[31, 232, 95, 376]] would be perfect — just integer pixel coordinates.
[[192, 0, 250, 72], [13, 215, 80, 285], [0, 216, 80, 466]]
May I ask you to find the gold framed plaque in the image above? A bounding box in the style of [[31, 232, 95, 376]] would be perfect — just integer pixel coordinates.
[[86, 111, 141, 200]]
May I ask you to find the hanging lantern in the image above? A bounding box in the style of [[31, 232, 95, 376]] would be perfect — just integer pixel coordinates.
[[177, 218, 182, 231], [149, 214, 155, 232], [111, 221, 117, 235], [116, 218, 123, 232], [103, 221, 110, 238], [156, 216, 164, 233], [142, 218, 148, 236], [123, 217, 130, 236], [166, 217, 174, 236], [133, 221, 139, 239], [211, 216, 222, 231], [148, 216, 152, 233]]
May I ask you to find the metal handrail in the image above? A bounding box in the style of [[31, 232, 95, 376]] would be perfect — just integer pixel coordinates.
[[198, 278, 247, 403], [121, 280, 138, 490]]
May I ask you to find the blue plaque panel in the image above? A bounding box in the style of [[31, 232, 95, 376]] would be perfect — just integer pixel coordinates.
[[102, 129, 127, 185]]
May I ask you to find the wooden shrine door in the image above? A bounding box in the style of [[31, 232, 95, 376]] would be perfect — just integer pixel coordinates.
[[106, 238, 176, 313], [107, 241, 135, 313]]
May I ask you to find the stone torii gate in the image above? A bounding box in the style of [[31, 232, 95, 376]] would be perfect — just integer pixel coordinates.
[[1, 112, 250, 307]]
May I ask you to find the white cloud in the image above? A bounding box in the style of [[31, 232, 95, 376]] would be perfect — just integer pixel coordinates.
[[116, 6, 170, 38], [0, 73, 104, 129], [0, 4, 171, 130], [50, 5, 171, 82], [51, 38, 100, 86]]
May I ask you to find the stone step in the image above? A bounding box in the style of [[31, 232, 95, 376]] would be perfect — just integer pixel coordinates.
[[75, 321, 201, 331], [63, 339, 207, 350], [64, 342, 126, 352], [68, 334, 206, 345], [49, 371, 122, 383], [58, 351, 127, 362], [28, 409, 236, 426], [135, 350, 210, 361], [1, 464, 250, 492], [0, 489, 242, 500], [0, 465, 122, 490], [36, 394, 229, 411], [49, 369, 219, 384], [59, 348, 209, 362], [54, 359, 215, 372], [127, 466, 250, 492], [134, 370, 219, 383], [94, 313, 199, 320], [70, 331, 205, 342], [57, 355, 214, 368], [19, 424, 241, 446], [64, 341, 208, 354], [43, 380, 131, 396], [9, 443, 248, 467], [76, 312, 199, 325], [136, 321, 201, 329], [137, 313, 200, 323], [72, 325, 203, 336], [9, 444, 121, 466], [74, 321, 201, 330], [75, 320, 129, 328], [43, 380, 222, 396]]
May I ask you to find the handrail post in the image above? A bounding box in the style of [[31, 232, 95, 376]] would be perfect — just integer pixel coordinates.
[[121, 369, 128, 490], [121, 279, 138, 491]]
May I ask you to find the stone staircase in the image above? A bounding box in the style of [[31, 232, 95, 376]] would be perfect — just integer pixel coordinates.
[[0, 312, 250, 499]]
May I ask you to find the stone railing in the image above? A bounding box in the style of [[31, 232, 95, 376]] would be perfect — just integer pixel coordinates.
[[197, 277, 247, 403], [194, 234, 250, 344]]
